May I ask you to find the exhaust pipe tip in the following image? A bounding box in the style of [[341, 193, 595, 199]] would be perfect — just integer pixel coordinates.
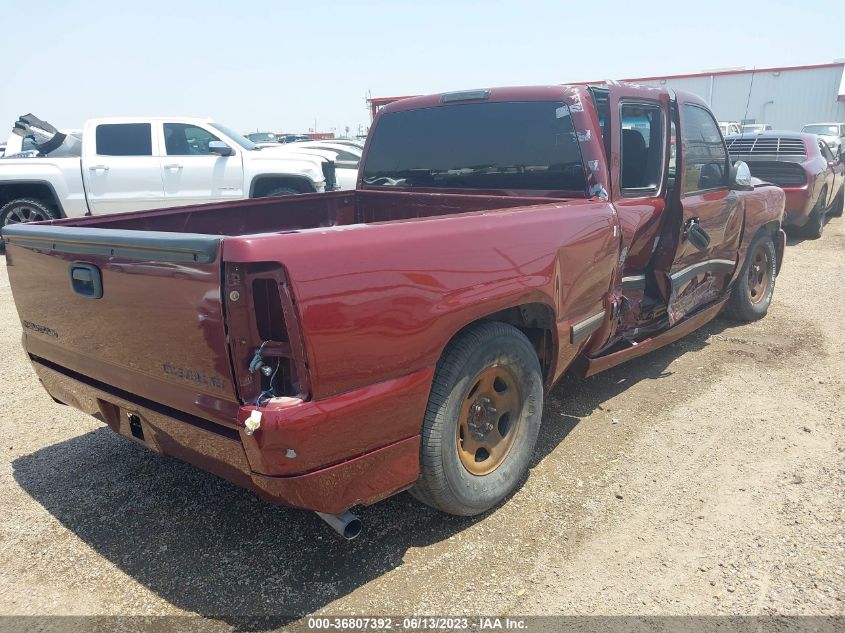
[[316, 510, 362, 540]]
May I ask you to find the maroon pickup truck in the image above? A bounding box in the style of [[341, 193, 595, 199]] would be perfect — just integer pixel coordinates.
[[2, 85, 785, 538]]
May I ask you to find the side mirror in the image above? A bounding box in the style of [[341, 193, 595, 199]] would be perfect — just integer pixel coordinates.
[[208, 141, 234, 156], [730, 160, 754, 191]]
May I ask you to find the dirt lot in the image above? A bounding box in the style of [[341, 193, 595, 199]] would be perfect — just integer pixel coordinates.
[[0, 218, 843, 626]]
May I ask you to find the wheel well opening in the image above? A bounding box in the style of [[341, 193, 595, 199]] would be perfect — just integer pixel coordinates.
[[251, 177, 314, 197], [456, 303, 556, 386], [0, 184, 62, 216]]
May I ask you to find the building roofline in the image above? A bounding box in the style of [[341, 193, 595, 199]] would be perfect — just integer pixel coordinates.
[[367, 62, 845, 105], [610, 61, 844, 84]]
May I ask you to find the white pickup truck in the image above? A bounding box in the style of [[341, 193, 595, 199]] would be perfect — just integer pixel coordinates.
[[0, 116, 352, 226]]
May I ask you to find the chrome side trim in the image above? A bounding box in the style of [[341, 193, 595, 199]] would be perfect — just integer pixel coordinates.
[[571, 310, 606, 344], [670, 258, 736, 289], [621, 274, 646, 291]]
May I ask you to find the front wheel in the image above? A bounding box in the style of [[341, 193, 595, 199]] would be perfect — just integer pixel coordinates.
[[410, 322, 543, 516], [723, 231, 777, 322]]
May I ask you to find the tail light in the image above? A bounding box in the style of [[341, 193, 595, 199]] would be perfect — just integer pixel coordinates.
[[224, 262, 310, 406]]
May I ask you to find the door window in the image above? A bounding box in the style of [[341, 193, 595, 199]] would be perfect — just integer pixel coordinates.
[[667, 117, 679, 194], [681, 105, 728, 194], [620, 102, 664, 194], [95, 123, 153, 156], [164, 123, 222, 155], [589, 87, 611, 160]]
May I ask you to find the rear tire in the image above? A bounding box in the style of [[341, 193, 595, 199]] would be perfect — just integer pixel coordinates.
[[0, 197, 58, 226], [410, 322, 543, 516], [261, 186, 300, 197], [798, 189, 827, 239], [829, 187, 844, 218], [723, 231, 777, 322], [0, 198, 59, 254]]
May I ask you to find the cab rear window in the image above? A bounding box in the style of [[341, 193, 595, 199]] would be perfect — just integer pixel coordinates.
[[363, 101, 586, 193]]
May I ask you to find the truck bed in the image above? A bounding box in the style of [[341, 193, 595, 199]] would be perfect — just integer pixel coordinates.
[[2, 187, 599, 422], [40, 189, 568, 235]]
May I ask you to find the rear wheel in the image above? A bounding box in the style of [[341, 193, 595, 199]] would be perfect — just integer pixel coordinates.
[[723, 231, 777, 322], [829, 187, 844, 218], [411, 322, 543, 516], [1, 198, 59, 254], [262, 186, 300, 197], [0, 197, 58, 226], [799, 188, 827, 239]]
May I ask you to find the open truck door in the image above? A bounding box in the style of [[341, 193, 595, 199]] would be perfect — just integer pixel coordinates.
[[651, 93, 743, 324], [579, 83, 672, 356]]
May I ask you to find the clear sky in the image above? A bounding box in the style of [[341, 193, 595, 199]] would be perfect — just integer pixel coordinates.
[[1, 0, 842, 137]]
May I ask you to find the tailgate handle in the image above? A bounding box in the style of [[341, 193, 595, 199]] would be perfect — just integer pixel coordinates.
[[69, 263, 103, 299]]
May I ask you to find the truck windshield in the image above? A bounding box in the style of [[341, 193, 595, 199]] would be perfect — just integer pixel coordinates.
[[210, 123, 258, 150], [363, 101, 586, 193]]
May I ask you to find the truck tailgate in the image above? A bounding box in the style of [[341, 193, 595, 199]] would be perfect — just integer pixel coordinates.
[[2, 225, 240, 425]]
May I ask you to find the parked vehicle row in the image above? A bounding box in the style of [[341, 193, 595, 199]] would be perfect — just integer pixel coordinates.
[[0, 116, 362, 227], [278, 134, 318, 144], [725, 119, 844, 158], [244, 131, 366, 149], [244, 132, 282, 147], [2, 84, 788, 538], [741, 123, 773, 135], [718, 121, 742, 136], [801, 122, 845, 158], [721, 120, 845, 157]]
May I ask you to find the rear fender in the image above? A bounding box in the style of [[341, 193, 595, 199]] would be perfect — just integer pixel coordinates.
[[0, 178, 68, 217], [248, 174, 317, 197]]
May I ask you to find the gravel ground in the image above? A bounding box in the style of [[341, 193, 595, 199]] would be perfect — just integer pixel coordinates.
[[0, 217, 842, 627]]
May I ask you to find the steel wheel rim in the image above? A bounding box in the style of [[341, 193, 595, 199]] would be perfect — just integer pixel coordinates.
[[747, 245, 770, 304], [3, 204, 48, 226], [456, 365, 523, 476]]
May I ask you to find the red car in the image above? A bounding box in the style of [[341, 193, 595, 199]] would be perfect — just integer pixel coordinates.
[[726, 132, 845, 238], [3, 85, 786, 538]]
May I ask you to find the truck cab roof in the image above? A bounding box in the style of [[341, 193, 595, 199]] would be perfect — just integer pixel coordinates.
[[378, 83, 704, 116], [85, 116, 215, 125]]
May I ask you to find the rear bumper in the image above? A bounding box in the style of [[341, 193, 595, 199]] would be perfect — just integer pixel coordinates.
[[782, 186, 814, 226], [31, 358, 431, 514]]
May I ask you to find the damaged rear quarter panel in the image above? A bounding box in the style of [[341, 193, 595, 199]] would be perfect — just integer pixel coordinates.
[[222, 199, 619, 404]]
